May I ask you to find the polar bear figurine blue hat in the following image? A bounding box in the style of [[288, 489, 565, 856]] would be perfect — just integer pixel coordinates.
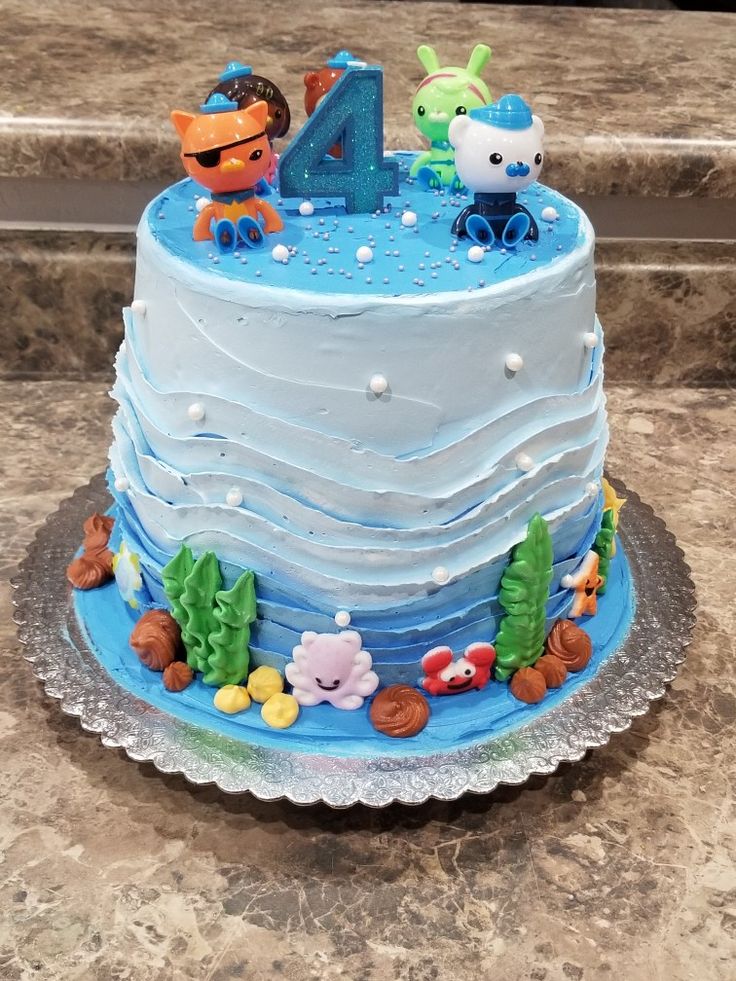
[[449, 93, 544, 247]]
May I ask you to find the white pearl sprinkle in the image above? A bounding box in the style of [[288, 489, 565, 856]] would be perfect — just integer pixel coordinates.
[[226, 488, 243, 507], [355, 245, 374, 264], [467, 245, 484, 263], [541, 206, 559, 222], [515, 451, 534, 472], [561, 574, 574, 589], [114, 476, 129, 492], [298, 201, 314, 216], [131, 299, 147, 316], [187, 402, 205, 422], [369, 373, 388, 395], [195, 198, 209, 213], [583, 332, 599, 349], [271, 244, 289, 263], [432, 566, 450, 585], [401, 210, 418, 228], [586, 481, 599, 496], [335, 610, 352, 628], [505, 353, 524, 373]]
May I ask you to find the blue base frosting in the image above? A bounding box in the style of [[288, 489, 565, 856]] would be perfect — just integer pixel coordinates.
[[73, 539, 634, 758]]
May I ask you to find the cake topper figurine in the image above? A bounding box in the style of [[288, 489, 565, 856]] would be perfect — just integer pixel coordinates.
[[206, 61, 290, 187], [410, 43, 492, 191], [171, 96, 284, 252], [449, 94, 543, 248], [207, 61, 291, 141], [303, 49, 358, 159]]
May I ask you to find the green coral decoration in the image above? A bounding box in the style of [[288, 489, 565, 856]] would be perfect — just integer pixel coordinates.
[[178, 551, 222, 673], [593, 509, 616, 594], [162, 544, 195, 649], [204, 571, 257, 687], [162, 544, 258, 685], [494, 513, 554, 681]]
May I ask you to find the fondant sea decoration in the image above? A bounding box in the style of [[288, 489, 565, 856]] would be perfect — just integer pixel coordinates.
[[369, 685, 430, 738], [66, 513, 115, 590], [207, 61, 290, 141], [170, 98, 283, 252], [206, 571, 257, 687], [246, 665, 284, 703], [285, 630, 379, 709], [214, 684, 251, 714], [162, 546, 258, 687], [449, 94, 544, 248], [494, 513, 554, 681], [545, 619, 593, 672], [303, 49, 356, 159], [592, 509, 616, 593], [602, 477, 626, 558], [178, 551, 222, 674], [535, 653, 568, 688], [410, 42, 492, 191], [163, 661, 194, 693], [420, 642, 496, 696], [161, 544, 195, 651], [261, 692, 299, 729], [565, 550, 604, 618], [112, 541, 143, 609], [510, 666, 547, 704], [129, 609, 181, 671]]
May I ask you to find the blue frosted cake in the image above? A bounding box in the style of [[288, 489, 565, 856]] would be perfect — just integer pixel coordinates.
[[67, 56, 633, 755]]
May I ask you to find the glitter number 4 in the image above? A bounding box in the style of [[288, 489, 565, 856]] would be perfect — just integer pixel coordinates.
[[278, 66, 398, 215]]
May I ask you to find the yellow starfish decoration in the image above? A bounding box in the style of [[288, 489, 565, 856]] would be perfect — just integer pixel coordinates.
[[601, 478, 626, 529]]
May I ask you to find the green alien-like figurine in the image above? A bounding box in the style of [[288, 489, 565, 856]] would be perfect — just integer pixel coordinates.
[[410, 43, 492, 191]]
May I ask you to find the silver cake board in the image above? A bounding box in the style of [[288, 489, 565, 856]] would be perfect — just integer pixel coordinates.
[[13, 474, 695, 807]]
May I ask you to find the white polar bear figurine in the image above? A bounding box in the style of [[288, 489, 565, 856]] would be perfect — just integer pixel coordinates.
[[448, 94, 545, 247]]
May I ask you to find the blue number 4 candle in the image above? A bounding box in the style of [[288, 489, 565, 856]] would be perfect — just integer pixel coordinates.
[[279, 62, 398, 214]]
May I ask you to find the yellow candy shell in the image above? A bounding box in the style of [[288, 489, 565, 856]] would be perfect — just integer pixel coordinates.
[[261, 692, 299, 729], [247, 665, 284, 703], [213, 684, 251, 714]]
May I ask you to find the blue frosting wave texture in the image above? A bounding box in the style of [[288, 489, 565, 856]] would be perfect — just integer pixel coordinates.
[[107, 155, 607, 684]]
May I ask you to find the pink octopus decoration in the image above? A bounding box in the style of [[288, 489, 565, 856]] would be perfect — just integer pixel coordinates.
[[285, 630, 380, 710]]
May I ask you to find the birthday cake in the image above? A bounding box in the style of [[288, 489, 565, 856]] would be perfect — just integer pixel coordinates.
[[66, 49, 633, 756]]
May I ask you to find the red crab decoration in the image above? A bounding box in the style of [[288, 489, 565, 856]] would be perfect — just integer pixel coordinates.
[[420, 642, 496, 696]]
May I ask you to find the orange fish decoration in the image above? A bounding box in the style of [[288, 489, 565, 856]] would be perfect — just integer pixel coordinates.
[[171, 96, 283, 251]]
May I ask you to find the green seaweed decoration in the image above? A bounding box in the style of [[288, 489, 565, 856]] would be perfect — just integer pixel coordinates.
[[204, 571, 257, 687], [593, 509, 615, 594], [494, 513, 554, 681], [161, 544, 195, 649], [178, 551, 222, 673]]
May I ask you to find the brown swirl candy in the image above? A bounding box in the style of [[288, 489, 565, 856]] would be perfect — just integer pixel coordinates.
[[545, 619, 592, 672], [82, 512, 115, 555], [535, 653, 568, 689], [510, 667, 547, 704], [130, 609, 181, 671], [162, 661, 194, 692], [66, 551, 114, 590], [369, 685, 430, 738]]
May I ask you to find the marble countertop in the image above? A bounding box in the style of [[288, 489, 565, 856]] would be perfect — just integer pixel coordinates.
[[2, 1, 735, 197], [3, 379, 735, 980]]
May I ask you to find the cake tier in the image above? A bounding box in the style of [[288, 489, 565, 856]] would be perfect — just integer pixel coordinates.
[[109, 156, 607, 685]]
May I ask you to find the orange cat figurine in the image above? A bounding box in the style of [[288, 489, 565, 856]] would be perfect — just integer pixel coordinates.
[[171, 96, 283, 251]]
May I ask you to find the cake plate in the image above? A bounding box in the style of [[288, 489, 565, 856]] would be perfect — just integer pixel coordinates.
[[13, 474, 695, 808]]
